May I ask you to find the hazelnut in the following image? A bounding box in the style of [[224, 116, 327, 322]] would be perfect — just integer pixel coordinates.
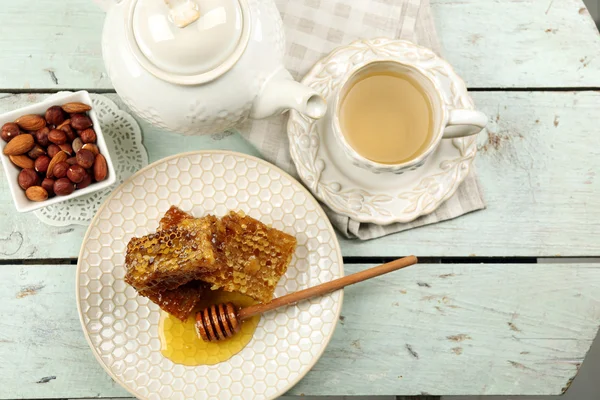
[[52, 161, 69, 179], [54, 178, 75, 196], [34, 127, 50, 147], [47, 144, 60, 158], [66, 156, 78, 165], [67, 164, 86, 183], [1, 122, 20, 143], [45, 106, 66, 126], [72, 137, 83, 153], [59, 143, 73, 156], [18, 168, 40, 190], [76, 149, 95, 169], [41, 178, 55, 195], [70, 113, 93, 130], [80, 128, 97, 144], [48, 129, 67, 145], [76, 173, 93, 189], [27, 145, 46, 159], [63, 124, 76, 142], [34, 155, 51, 173]]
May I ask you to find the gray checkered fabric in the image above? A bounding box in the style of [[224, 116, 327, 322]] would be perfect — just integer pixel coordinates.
[[238, 0, 485, 240]]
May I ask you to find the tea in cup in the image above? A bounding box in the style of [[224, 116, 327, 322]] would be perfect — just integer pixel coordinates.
[[331, 61, 487, 174]]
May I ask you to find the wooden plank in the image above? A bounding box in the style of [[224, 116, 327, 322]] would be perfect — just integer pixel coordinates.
[[291, 263, 600, 396], [432, 0, 600, 88], [0, 0, 598, 90], [0, 265, 128, 399], [2, 91, 599, 259], [340, 90, 600, 257], [1, 263, 598, 398]]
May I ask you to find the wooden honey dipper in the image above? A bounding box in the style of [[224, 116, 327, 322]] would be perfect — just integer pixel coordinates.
[[195, 255, 418, 342]]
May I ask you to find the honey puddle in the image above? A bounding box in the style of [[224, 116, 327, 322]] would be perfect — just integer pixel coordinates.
[[159, 290, 261, 366]]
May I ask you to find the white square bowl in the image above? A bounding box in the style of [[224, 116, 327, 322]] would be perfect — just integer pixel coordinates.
[[0, 91, 116, 213]]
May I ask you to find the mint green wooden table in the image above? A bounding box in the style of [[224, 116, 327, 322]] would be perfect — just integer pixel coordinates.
[[1, 0, 600, 398]]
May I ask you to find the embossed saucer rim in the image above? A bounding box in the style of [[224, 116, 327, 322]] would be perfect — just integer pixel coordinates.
[[287, 38, 478, 225], [76, 150, 344, 400]]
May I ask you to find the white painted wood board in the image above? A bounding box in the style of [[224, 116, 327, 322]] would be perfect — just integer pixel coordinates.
[[1, 91, 599, 259], [340, 90, 600, 257], [0, 0, 597, 90], [432, 0, 600, 88], [1, 263, 598, 398]]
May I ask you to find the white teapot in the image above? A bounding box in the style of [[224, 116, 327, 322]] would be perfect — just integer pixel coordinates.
[[99, 0, 327, 135]]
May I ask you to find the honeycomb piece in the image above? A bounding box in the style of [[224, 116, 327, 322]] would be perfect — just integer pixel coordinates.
[[198, 211, 297, 303], [142, 280, 207, 321], [159, 205, 194, 230], [124, 215, 218, 292], [125, 207, 297, 319]]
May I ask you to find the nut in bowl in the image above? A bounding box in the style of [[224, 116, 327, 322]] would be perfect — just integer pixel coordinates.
[[0, 91, 116, 212]]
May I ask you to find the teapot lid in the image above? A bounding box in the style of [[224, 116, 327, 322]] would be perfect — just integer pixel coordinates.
[[126, 0, 251, 85]]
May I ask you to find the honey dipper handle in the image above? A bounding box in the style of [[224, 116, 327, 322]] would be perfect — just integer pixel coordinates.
[[237, 255, 418, 320]]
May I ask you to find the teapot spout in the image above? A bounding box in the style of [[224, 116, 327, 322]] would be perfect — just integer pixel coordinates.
[[251, 69, 327, 120]]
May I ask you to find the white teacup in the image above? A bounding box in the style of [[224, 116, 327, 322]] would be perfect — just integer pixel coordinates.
[[331, 60, 487, 174]]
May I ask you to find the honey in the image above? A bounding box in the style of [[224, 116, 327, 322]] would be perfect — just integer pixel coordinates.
[[159, 290, 260, 366]]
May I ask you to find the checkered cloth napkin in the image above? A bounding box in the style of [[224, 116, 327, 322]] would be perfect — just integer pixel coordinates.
[[238, 0, 485, 240]]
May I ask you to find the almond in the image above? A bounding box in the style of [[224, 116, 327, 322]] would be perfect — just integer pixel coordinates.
[[46, 151, 68, 179], [25, 186, 48, 202], [56, 119, 71, 131], [3, 133, 35, 155], [9, 154, 34, 169], [62, 102, 92, 113], [15, 114, 46, 131], [93, 153, 108, 181]]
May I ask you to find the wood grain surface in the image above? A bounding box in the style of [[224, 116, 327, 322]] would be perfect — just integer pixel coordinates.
[[432, 0, 600, 88], [0, 0, 597, 90], [0, 0, 599, 398], [1, 92, 599, 259], [1, 263, 598, 398]]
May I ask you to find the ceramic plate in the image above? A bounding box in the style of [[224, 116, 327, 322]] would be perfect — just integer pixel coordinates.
[[76, 151, 344, 400], [288, 38, 478, 225]]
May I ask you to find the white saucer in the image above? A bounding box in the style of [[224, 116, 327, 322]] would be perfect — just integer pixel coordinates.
[[288, 38, 478, 225]]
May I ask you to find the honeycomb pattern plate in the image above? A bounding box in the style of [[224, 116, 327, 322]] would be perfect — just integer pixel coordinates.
[[76, 151, 344, 400]]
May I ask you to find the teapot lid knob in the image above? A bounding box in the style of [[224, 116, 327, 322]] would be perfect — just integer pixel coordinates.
[[126, 0, 251, 85]]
